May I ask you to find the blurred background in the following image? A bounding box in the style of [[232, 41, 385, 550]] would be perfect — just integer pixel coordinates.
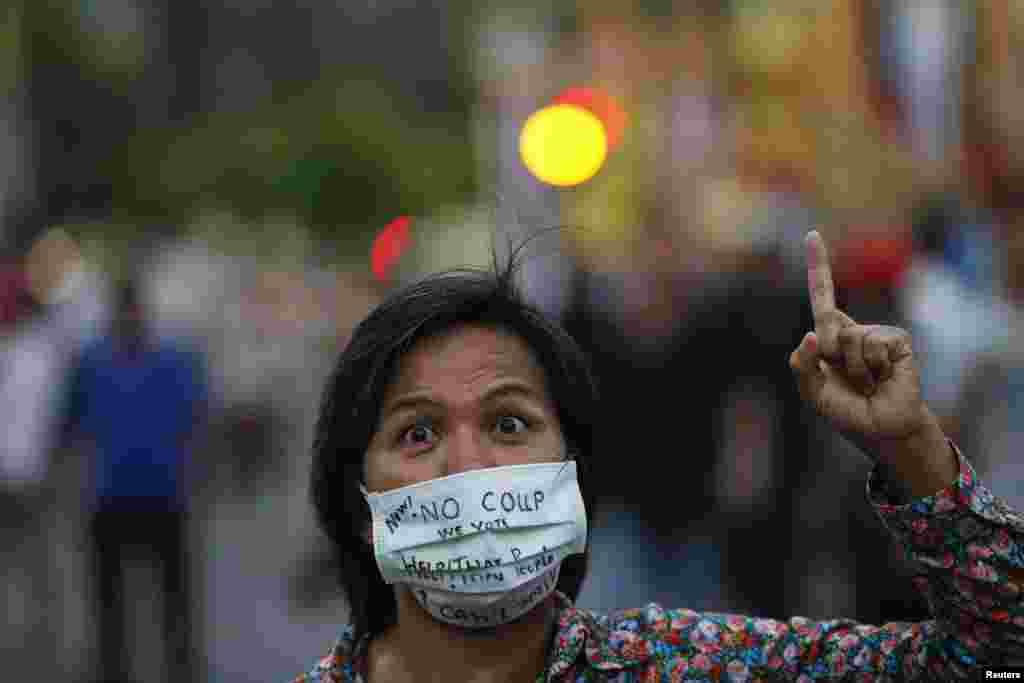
[[1, 1, 1022, 681]]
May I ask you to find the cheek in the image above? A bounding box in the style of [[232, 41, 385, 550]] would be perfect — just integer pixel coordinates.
[[362, 429, 402, 486], [362, 454, 391, 493], [503, 432, 567, 465], [539, 425, 568, 459], [363, 447, 432, 492], [361, 444, 388, 492]]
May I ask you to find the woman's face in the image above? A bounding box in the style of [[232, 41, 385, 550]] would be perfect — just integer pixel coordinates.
[[364, 324, 567, 493]]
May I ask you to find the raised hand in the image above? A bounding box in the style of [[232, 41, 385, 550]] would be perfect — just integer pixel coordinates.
[[789, 231, 947, 479]]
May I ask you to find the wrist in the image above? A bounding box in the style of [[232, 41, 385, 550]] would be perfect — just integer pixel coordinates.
[[874, 407, 956, 499]]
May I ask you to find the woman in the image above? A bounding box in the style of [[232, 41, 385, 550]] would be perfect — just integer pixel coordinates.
[[291, 232, 1023, 681]]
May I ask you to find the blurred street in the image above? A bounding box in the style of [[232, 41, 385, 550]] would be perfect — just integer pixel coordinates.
[[22, 433, 340, 682]]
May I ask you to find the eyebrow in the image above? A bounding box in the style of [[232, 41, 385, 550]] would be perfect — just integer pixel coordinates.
[[380, 380, 547, 421]]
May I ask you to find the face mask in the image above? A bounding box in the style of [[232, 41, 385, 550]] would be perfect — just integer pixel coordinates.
[[360, 459, 587, 629]]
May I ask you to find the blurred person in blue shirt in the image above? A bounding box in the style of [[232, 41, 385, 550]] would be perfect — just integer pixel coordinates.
[[61, 276, 208, 683]]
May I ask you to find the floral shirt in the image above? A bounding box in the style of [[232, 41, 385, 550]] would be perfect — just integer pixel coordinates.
[[289, 444, 1024, 681]]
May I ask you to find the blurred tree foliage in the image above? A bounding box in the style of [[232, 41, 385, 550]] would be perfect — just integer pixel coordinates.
[[13, 0, 479, 252], [101, 74, 478, 249], [0, 5, 24, 98]]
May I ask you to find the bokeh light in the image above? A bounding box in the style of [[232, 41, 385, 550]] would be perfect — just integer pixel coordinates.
[[370, 216, 412, 282], [519, 104, 608, 187], [553, 86, 628, 150]]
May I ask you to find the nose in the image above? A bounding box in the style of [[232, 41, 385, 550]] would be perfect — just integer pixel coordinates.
[[443, 423, 495, 477]]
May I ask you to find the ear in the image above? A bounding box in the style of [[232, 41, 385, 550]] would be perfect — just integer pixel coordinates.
[[362, 524, 374, 547]]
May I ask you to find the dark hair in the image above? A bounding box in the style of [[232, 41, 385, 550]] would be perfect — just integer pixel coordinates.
[[115, 278, 142, 312], [310, 244, 599, 643]]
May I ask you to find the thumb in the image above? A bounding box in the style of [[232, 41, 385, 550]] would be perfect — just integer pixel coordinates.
[[789, 331, 826, 404]]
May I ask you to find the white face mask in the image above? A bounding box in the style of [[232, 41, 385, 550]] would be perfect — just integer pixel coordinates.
[[360, 459, 587, 629]]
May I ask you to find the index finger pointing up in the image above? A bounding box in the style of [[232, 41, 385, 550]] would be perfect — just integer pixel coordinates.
[[806, 229, 850, 360], [806, 230, 835, 321]]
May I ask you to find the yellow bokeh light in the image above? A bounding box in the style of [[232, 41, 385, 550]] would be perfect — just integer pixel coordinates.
[[519, 104, 608, 187]]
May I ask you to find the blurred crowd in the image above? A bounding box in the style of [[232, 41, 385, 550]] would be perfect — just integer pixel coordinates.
[[1, 2, 1023, 681]]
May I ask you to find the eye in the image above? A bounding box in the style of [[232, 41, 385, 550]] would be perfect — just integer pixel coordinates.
[[398, 420, 438, 449], [494, 414, 530, 436]]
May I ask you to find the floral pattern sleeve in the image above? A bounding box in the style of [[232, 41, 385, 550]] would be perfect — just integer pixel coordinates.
[[569, 442, 1024, 681], [287, 625, 361, 682]]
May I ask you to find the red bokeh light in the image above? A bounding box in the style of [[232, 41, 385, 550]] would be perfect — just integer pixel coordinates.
[[553, 86, 628, 150], [834, 234, 914, 291], [371, 216, 413, 282]]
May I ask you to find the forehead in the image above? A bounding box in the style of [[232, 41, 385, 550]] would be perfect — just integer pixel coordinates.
[[385, 324, 550, 398]]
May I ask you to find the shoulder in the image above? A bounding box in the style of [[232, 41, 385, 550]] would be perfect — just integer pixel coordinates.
[[151, 340, 206, 376], [152, 336, 200, 361], [67, 338, 110, 376], [76, 336, 109, 362], [287, 625, 361, 683]]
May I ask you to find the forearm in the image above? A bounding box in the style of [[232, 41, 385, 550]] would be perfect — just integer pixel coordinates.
[[873, 406, 958, 500]]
